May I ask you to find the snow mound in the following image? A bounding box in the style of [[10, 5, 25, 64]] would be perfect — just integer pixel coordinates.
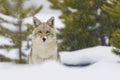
[[60, 46, 119, 66]]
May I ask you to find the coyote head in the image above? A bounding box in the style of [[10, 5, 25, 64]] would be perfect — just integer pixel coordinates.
[[32, 16, 56, 43]]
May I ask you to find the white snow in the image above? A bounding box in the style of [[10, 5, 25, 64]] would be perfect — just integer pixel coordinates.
[[60, 46, 119, 65], [0, 61, 120, 80], [0, 46, 120, 80]]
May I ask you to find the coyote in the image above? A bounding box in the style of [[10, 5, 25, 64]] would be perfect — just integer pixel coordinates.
[[29, 16, 59, 64]]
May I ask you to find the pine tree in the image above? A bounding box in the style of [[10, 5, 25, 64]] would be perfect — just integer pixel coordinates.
[[102, 0, 120, 26], [0, 0, 42, 63], [102, 0, 120, 56], [49, 0, 113, 51], [110, 29, 120, 56]]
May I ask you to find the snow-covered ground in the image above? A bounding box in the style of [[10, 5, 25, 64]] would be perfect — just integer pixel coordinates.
[[0, 46, 120, 80]]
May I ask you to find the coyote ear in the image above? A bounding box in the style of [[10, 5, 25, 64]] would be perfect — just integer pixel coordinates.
[[47, 16, 54, 27], [33, 17, 41, 27]]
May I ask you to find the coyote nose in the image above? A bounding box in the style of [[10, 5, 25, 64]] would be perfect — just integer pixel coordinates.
[[42, 37, 46, 42]]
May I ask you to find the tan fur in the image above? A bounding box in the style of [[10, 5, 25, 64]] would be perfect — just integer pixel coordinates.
[[29, 17, 59, 64]]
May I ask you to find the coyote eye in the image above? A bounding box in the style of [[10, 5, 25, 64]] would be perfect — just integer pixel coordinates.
[[38, 31, 42, 33], [46, 31, 50, 34]]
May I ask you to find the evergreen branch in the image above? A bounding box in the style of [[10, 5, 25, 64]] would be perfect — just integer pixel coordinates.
[[0, 45, 16, 49], [0, 25, 16, 38], [0, 17, 18, 25], [32, 6, 43, 15]]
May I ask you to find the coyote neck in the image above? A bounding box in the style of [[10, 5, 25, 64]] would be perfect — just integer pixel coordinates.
[[32, 39, 57, 58]]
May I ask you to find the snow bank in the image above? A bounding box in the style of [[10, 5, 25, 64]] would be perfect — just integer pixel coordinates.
[[60, 46, 119, 66]]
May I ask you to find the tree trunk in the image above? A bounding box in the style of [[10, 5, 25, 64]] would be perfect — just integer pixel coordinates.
[[18, 19, 22, 63]]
